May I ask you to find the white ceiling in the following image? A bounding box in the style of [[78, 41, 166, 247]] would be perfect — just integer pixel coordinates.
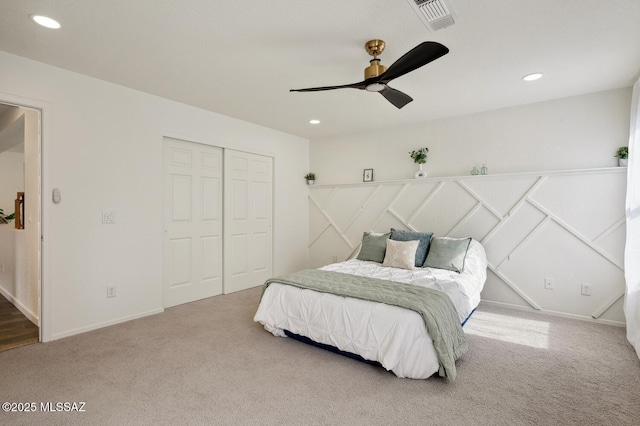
[[1, 0, 639, 140]]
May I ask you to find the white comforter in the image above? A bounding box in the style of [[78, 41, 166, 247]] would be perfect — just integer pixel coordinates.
[[254, 240, 487, 379]]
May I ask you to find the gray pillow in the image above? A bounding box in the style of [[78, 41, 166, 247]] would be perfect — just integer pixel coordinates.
[[390, 228, 433, 267], [356, 232, 390, 263], [424, 237, 472, 273]]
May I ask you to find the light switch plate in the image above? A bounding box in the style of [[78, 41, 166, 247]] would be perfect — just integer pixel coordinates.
[[52, 188, 61, 204], [102, 211, 116, 224]]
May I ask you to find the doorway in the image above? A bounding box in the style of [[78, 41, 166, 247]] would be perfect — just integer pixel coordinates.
[[0, 102, 42, 351]]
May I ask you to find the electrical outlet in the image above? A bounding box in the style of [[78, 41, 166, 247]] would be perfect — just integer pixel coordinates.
[[107, 286, 117, 298], [581, 283, 592, 296], [331, 256, 338, 263], [0, 263, 4, 273], [544, 277, 554, 290]]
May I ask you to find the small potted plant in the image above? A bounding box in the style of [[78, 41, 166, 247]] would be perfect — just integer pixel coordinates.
[[304, 173, 316, 185], [409, 147, 429, 178], [0, 208, 15, 224], [615, 146, 628, 167]]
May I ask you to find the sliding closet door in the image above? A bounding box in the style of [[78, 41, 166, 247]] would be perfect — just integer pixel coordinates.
[[224, 150, 273, 294], [163, 138, 223, 307]]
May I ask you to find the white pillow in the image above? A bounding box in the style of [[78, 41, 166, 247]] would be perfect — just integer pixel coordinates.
[[382, 239, 419, 270]]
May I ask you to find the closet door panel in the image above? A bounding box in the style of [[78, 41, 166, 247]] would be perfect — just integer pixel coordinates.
[[224, 150, 273, 294], [163, 138, 223, 307]]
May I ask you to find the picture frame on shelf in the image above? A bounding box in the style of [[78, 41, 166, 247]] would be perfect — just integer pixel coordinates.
[[363, 169, 373, 182]]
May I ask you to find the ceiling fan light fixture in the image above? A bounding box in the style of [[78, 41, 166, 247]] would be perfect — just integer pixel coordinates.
[[522, 72, 543, 82], [365, 83, 386, 92], [290, 40, 449, 109], [30, 14, 61, 29]]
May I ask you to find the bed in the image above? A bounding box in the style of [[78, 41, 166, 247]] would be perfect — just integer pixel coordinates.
[[254, 231, 487, 381]]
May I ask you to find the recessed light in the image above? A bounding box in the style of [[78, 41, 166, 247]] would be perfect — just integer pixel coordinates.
[[522, 73, 543, 82], [309, 119, 320, 125], [30, 14, 61, 29]]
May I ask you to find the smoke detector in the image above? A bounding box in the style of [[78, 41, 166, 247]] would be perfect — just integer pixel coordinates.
[[407, 0, 455, 31]]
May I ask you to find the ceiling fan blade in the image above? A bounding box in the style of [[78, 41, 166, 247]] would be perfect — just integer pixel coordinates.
[[290, 81, 367, 92], [380, 86, 413, 109], [378, 41, 449, 84]]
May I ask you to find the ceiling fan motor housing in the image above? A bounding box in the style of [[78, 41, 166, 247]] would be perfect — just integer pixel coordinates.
[[365, 59, 387, 79]]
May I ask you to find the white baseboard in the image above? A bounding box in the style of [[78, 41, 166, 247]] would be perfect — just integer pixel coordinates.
[[50, 308, 164, 341], [0, 285, 39, 326], [480, 300, 626, 327]]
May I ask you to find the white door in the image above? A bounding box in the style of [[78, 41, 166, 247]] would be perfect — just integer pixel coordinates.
[[224, 150, 273, 294], [163, 138, 223, 307]]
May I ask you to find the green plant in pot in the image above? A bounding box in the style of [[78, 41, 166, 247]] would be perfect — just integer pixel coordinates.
[[409, 147, 429, 178], [615, 146, 628, 167], [304, 173, 316, 185], [0, 208, 15, 224]]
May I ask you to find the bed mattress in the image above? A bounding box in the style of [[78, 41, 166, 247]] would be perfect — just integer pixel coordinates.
[[254, 240, 487, 379]]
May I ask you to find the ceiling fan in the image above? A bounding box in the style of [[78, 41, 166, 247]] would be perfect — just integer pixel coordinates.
[[290, 40, 449, 109]]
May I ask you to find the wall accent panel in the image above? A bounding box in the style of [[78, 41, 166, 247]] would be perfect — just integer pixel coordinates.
[[309, 168, 626, 324]]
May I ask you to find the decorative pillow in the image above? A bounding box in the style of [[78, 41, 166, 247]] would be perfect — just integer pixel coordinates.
[[390, 228, 434, 267], [356, 232, 390, 263], [424, 237, 472, 273], [382, 239, 420, 270]]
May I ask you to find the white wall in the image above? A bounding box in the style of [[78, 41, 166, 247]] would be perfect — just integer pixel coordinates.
[[310, 88, 631, 183], [308, 88, 631, 324], [0, 51, 310, 341], [0, 151, 23, 213], [0, 105, 25, 214]]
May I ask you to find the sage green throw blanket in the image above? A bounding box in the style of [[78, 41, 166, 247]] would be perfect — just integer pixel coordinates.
[[263, 269, 468, 381]]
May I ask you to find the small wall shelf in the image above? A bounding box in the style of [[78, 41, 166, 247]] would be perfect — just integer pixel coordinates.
[[309, 167, 626, 188]]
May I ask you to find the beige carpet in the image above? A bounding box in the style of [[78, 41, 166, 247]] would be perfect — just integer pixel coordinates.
[[1, 287, 639, 425]]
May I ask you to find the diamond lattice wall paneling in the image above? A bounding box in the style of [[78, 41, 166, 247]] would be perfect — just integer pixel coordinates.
[[308, 168, 627, 324], [409, 181, 478, 235], [388, 182, 441, 221], [323, 186, 377, 233], [499, 220, 625, 320], [309, 197, 352, 268], [483, 201, 548, 267], [463, 175, 541, 217], [342, 184, 406, 245], [483, 270, 534, 308], [309, 226, 353, 268], [448, 204, 499, 241], [529, 172, 626, 243], [596, 223, 626, 266], [309, 198, 330, 244], [603, 298, 625, 323]]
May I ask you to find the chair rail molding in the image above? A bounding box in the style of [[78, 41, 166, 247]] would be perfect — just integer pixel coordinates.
[[309, 167, 627, 325]]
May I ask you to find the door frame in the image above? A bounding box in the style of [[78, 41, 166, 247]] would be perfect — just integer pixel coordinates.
[[0, 93, 48, 342]]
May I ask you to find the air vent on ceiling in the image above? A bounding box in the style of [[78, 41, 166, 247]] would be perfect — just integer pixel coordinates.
[[408, 0, 455, 31]]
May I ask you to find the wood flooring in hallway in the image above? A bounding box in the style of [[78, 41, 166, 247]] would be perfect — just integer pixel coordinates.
[[0, 293, 38, 352]]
